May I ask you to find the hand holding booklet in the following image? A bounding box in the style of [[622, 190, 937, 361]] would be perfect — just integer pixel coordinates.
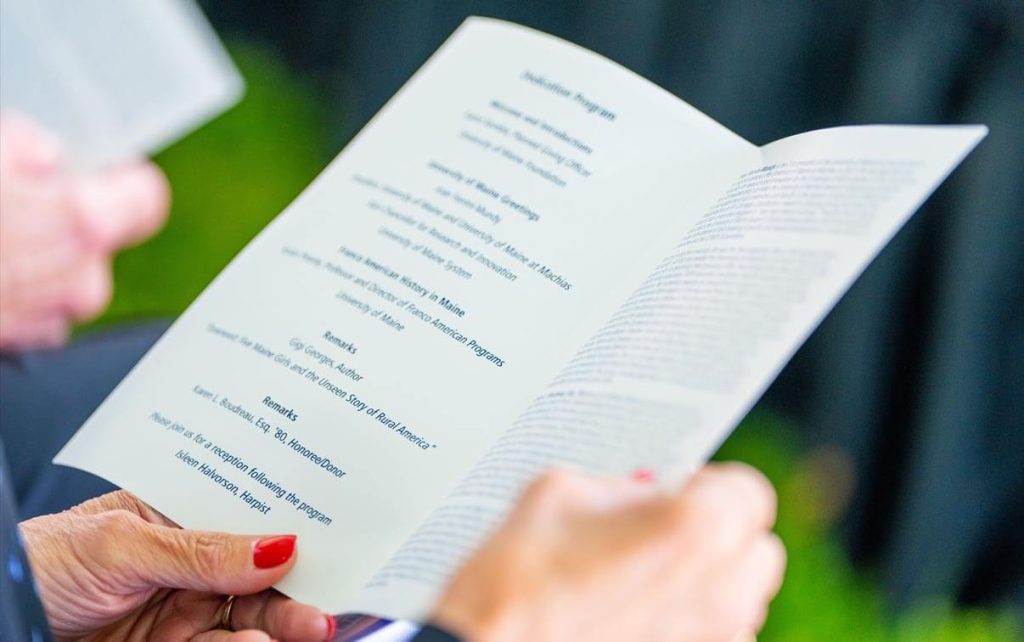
[[55, 18, 986, 619]]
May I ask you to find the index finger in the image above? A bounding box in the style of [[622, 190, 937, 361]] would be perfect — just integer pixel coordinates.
[[71, 161, 170, 250]]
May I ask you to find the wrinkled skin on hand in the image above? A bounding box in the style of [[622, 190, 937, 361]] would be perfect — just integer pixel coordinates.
[[20, 491, 334, 642]]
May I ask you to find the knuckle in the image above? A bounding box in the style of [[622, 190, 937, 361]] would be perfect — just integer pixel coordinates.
[[700, 462, 778, 528], [107, 490, 142, 511], [517, 469, 581, 519], [71, 196, 110, 250], [712, 459, 765, 480], [711, 585, 768, 634], [72, 490, 134, 516], [188, 532, 231, 577], [100, 490, 154, 520], [95, 509, 141, 536], [720, 462, 777, 505], [117, 163, 172, 239], [688, 482, 742, 528], [530, 469, 573, 499], [761, 534, 788, 593], [140, 164, 171, 227], [671, 489, 749, 554], [85, 510, 142, 568], [765, 532, 787, 563]]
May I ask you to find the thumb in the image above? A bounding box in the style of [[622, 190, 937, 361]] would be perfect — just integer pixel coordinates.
[[127, 520, 298, 596]]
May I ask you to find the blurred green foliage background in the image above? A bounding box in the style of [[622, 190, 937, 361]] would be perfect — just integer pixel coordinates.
[[101, 42, 327, 322], [97, 42, 1020, 641]]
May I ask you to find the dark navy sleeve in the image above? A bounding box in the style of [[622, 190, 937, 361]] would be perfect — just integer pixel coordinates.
[[409, 624, 464, 642], [1, 440, 53, 642]]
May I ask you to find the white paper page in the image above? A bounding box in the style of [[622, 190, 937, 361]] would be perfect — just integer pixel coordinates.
[[0, 0, 243, 168], [54, 17, 755, 613], [350, 124, 986, 618]]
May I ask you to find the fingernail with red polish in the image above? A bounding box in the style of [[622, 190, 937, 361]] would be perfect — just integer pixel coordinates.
[[632, 469, 655, 483], [324, 614, 338, 641], [253, 535, 297, 569]]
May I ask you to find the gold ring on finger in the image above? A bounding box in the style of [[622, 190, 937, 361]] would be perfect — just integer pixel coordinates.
[[218, 594, 238, 631]]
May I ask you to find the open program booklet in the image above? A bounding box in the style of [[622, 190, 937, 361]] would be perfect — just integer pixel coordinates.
[[55, 18, 986, 617]]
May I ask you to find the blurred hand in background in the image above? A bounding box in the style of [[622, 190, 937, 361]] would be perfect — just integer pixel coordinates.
[[0, 112, 169, 350], [434, 463, 785, 642]]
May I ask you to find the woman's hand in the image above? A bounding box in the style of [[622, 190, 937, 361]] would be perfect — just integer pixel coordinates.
[[432, 462, 785, 642], [0, 112, 169, 350], [19, 491, 336, 642]]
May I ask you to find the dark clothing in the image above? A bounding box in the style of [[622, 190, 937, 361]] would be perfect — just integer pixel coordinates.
[[0, 325, 165, 641], [1, 442, 52, 642], [0, 322, 167, 518], [411, 625, 463, 642]]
